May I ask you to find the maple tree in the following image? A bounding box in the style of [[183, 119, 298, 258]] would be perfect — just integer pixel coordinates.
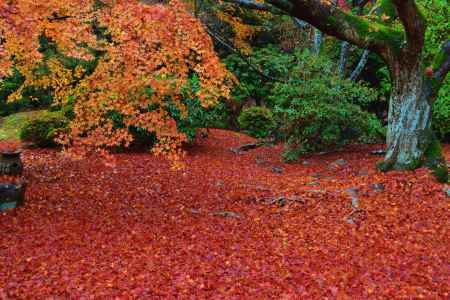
[[0, 0, 232, 165], [223, 0, 450, 176]]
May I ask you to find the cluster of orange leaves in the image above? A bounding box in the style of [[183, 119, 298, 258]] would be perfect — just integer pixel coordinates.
[[0, 0, 233, 166], [216, 0, 271, 54]]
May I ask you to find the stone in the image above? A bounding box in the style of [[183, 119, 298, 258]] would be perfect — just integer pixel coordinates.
[[371, 183, 385, 192], [328, 159, 347, 170], [370, 149, 386, 156], [215, 180, 224, 187], [210, 210, 242, 218], [357, 170, 369, 176], [346, 188, 359, 209], [444, 187, 450, 198], [271, 166, 283, 174]]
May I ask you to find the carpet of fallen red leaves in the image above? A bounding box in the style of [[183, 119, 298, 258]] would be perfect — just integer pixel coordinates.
[[1, 129, 449, 299]]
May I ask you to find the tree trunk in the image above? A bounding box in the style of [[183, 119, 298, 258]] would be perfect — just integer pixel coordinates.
[[313, 29, 322, 55], [349, 49, 369, 81], [381, 62, 443, 171], [338, 41, 350, 78]]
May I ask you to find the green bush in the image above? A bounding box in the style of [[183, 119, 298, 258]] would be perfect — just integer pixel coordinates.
[[19, 111, 68, 147], [269, 50, 384, 160], [433, 94, 450, 142], [238, 106, 276, 138], [223, 45, 294, 107], [417, 0, 449, 142], [166, 74, 234, 141]]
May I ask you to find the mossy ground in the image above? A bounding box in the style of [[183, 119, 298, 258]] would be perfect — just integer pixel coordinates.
[[0, 110, 48, 141]]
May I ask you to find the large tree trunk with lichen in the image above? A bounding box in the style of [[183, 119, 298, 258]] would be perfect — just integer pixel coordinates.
[[381, 61, 444, 171]]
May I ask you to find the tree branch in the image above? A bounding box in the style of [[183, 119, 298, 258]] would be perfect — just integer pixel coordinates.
[[221, 0, 285, 14], [391, 0, 426, 55], [204, 25, 288, 83], [222, 0, 400, 60]]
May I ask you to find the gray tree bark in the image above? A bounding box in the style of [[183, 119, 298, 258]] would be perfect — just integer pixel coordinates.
[[338, 41, 350, 78], [349, 49, 369, 81]]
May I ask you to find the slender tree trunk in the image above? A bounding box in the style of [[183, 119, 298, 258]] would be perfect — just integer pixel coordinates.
[[338, 41, 350, 78], [313, 29, 322, 55], [381, 61, 443, 170], [349, 49, 369, 80]]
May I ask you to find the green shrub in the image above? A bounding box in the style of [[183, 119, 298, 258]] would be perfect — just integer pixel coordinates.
[[269, 50, 384, 160], [19, 111, 68, 147], [238, 106, 276, 138], [417, 0, 449, 142], [432, 88, 450, 142], [223, 45, 294, 106], [166, 74, 234, 141]]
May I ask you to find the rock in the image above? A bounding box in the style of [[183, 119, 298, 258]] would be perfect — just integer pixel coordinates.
[[308, 181, 320, 186], [271, 166, 283, 174], [444, 187, 450, 197], [370, 149, 386, 156], [210, 210, 242, 218], [371, 183, 385, 192], [266, 195, 305, 207], [215, 180, 224, 187], [346, 188, 359, 209], [334, 159, 347, 166], [346, 218, 355, 225], [356, 170, 369, 176], [346, 209, 367, 226], [328, 159, 347, 170], [189, 208, 201, 214], [230, 143, 262, 154], [255, 156, 270, 166], [271, 196, 286, 207]]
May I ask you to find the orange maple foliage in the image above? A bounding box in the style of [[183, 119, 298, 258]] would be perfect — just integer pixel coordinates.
[[0, 0, 232, 166], [215, 0, 270, 54]]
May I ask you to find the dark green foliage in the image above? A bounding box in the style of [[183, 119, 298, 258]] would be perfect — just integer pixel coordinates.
[[269, 50, 383, 160], [223, 45, 293, 106], [419, 0, 450, 142], [0, 35, 101, 118], [166, 74, 234, 141], [238, 106, 276, 138], [432, 95, 449, 141], [224, 46, 384, 159], [102, 74, 233, 150], [431, 165, 449, 183], [0, 68, 52, 117], [19, 111, 68, 147]]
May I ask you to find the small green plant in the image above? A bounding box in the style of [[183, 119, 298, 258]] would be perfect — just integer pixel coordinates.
[[238, 106, 276, 138], [19, 111, 68, 147], [431, 164, 449, 183]]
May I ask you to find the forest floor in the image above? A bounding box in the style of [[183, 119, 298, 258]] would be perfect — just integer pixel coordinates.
[[0, 129, 449, 299]]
